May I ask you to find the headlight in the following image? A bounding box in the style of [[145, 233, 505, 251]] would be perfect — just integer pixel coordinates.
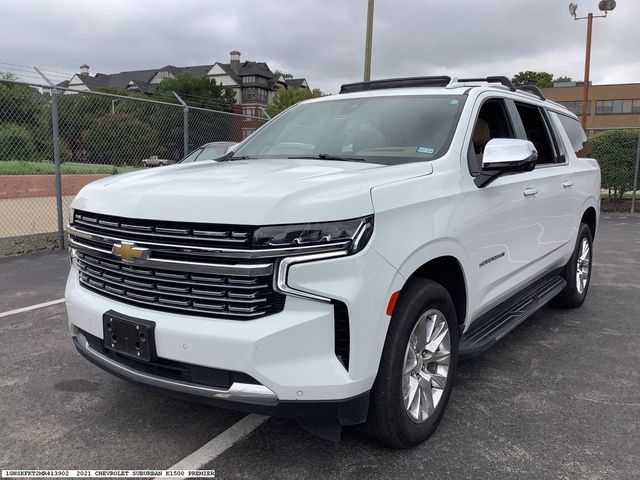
[[68, 207, 75, 225], [253, 216, 373, 254]]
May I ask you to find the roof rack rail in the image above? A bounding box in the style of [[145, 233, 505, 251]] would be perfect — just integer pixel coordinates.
[[516, 85, 546, 101], [456, 76, 516, 91], [339, 76, 452, 94]]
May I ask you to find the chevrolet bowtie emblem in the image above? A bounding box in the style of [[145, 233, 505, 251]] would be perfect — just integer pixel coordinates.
[[111, 241, 150, 263]]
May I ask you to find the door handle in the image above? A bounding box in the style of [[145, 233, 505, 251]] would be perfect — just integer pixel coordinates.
[[562, 180, 574, 189], [523, 187, 538, 197]]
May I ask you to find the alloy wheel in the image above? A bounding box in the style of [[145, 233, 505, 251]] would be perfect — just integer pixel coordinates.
[[576, 237, 591, 295], [402, 309, 451, 423]]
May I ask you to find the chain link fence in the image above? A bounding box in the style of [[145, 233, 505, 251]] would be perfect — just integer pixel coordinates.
[[1, 74, 639, 257], [586, 127, 640, 213], [0, 77, 266, 256]]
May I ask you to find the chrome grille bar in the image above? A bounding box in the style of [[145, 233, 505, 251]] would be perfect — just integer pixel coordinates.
[[75, 251, 282, 319], [69, 237, 273, 277]]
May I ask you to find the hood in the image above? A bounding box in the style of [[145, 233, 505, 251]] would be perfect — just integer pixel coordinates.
[[72, 159, 433, 225]]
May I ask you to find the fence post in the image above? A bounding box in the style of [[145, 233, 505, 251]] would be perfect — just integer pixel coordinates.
[[173, 92, 189, 157], [183, 106, 189, 157], [632, 128, 640, 214], [35, 67, 65, 249]]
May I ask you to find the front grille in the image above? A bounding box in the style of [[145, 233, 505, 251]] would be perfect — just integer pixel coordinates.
[[73, 210, 258, 248], [76, 250, 284, 319]]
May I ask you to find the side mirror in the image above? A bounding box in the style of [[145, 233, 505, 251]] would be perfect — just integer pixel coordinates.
[[482, 138, 538, 171], [475, 139, 537, 188]]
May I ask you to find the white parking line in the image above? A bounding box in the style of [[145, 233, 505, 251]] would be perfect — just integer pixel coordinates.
[[156, 414, 269, 479], [0, 298, 65, 318]]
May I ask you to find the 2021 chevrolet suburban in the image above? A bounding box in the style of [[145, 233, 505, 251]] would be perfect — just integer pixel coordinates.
[[65, 76, 600, 448]]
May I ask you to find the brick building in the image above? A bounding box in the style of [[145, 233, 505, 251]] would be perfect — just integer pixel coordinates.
[[541, 81, 640, 135]]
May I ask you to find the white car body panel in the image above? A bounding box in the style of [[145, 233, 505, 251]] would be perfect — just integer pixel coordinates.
[[65, 83, 600, 409], [73, 159, 431, 225]]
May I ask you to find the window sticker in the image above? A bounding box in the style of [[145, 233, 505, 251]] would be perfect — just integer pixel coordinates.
[[416, 146, 436, 154]]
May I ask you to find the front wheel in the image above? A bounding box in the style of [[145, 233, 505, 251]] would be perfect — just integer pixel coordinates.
[[367, 279, 459, 448], [553, 222, 593, 308]]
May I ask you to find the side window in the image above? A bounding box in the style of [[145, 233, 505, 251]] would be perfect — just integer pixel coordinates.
[[468, 98, 515, 174], [514, 102, 561, 165], [556, 113, 589, 157]]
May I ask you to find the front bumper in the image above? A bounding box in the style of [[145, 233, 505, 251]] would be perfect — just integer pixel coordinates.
[[65, 244, 403, 409], [73, 328, 369, 424], [73, 330, 277, 405]]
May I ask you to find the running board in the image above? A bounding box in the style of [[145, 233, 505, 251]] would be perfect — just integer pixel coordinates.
[[459, 275, 566, 357]]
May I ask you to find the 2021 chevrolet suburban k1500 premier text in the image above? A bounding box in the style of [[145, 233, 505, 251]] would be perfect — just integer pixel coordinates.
[[65, 75, 599, 448]]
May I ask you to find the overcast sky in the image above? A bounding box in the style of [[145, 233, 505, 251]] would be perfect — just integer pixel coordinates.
[[1, 0, 638, 93]]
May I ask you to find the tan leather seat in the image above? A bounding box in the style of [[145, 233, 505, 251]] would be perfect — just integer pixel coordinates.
[[472, 118, 491, 168]]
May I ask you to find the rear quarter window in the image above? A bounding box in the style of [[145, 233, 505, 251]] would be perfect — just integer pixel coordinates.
[[556, 113, 588, 156]]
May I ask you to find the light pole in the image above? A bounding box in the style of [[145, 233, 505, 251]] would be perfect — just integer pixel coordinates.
[[569, 1, 617, 129], [363, 0, 375, 81]]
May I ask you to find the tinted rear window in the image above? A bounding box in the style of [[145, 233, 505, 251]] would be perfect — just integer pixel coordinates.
[[557, 114, 588, 154]]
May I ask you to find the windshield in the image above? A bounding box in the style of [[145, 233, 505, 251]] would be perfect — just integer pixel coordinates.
[[233, 95, 465, 165], [181, 145, 229, 163]]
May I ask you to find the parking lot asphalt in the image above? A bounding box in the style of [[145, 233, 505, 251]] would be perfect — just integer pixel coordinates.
[[1, 214, 639, 479]]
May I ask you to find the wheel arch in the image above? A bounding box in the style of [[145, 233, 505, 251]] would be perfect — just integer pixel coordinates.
[[402, 255, 468, 326], [581, 206, 597, 240]]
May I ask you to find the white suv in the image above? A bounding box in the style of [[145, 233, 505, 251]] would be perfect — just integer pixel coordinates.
[[65, 76, 600, 448]]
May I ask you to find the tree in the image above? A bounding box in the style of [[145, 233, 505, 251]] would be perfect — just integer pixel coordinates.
[[83, 112, 160, 166], [511, 71, 555, 88], [0, 123, 35, 161], [57, 92, 111, 161], [511, 71, 574, 87], [0, 81, 45, 129], [155, 72, 236, 111], [273, 69, 294, 79], [589, 130, 638, 200], [0, 71, 18, 81], [267, 87, 324, 117]]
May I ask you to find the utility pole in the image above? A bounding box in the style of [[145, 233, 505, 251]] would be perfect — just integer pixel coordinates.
[[363, 0, 375, 82], [581, 13, 594, 129]]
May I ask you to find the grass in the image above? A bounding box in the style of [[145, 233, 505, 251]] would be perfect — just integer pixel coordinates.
[[600, 192, 639, 200], [0, 161, 139, 175]]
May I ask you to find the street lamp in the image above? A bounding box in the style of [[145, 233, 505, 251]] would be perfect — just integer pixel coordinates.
[[569, 1, 616, 129]]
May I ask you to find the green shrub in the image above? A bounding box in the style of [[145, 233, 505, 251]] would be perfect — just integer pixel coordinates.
[[82, 112, 161, 165], [0, 123, 36, 161], [39, 138, 72, 163], [590, 129, 638, 199]]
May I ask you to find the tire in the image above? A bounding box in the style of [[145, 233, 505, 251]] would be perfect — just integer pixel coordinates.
[[367, 278, 459, 448], [552, 222, 593, 308]]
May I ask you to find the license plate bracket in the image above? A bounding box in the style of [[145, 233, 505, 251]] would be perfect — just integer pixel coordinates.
[[103, 310, 156, 362]]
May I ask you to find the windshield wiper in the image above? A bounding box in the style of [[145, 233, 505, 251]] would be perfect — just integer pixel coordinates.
[[217, 151, 256, 162], [288, 154, 367, 163]]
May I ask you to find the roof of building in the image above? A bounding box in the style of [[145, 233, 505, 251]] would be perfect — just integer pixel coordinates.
[[285, 78, 308, 88], [58, 56, 309, 95]]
